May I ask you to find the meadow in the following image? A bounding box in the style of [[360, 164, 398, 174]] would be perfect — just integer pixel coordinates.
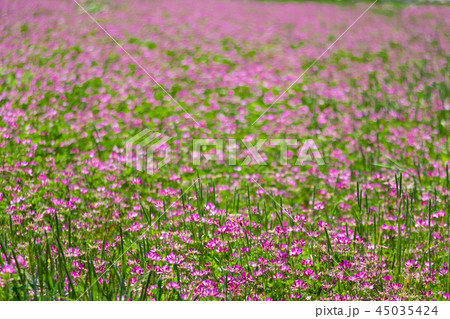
[[0, 0, 449, 301]]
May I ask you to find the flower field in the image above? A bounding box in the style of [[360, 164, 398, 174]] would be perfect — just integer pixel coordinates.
[[0, 0, 449, 301]]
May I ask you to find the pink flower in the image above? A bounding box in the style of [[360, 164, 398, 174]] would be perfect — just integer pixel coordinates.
[[166, 282, 180, 290], [292, 279, 307, 291], [128, 222, 143, 232], [146, 252, 161, 262], [432, 211, 445, 219], [314, 202, 325, 211], [303, 268, 314, 278], [164, 253, 184, 265], [289, 246, 303, 256], [294, 215, 306, 224], [64, 247, 81, 258], [131, 266, 144, 276], [2, 264, 16, 274]]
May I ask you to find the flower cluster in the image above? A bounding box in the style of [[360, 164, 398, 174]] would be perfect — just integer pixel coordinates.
[[0, 0, 449, 301]]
